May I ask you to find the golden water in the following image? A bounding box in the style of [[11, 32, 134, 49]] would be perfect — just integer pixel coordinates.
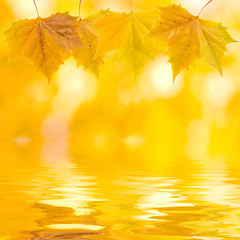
[[1, 139, 240, 240]]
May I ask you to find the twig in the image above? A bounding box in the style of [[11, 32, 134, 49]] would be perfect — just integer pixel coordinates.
[[79, 0, 83, 18], [198, 0, 213, 17], [32, 0, 40, 17]]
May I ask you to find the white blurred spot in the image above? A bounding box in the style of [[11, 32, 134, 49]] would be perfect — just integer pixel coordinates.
[[53, 60, 98, 116], [179, 0, 204, 13], [47, 223, 104, 230], [123, 135, 145, 147], [140, 58, 183, 100], [205, 73, 235, 108], [6, 0, 53, 18], [178, 0, 214, 16]]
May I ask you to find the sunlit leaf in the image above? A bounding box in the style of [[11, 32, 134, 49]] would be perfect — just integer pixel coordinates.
[[6, 12, 83, 81], [73, 9, 110, 77], [150, 4, 236, 81], [93, 10, 163, 77]]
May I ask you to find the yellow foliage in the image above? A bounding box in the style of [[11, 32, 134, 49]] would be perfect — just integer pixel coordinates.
[[93, 10, 162, 77], [1, 1, 240, 239], [6, 13, 83, 81], [73, 9, 110, 77], [150, 4, 236, 81]]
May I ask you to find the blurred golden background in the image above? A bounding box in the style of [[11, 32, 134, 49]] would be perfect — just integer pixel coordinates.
[[1, 1, 240, 239], [0, 0, 240, 153]]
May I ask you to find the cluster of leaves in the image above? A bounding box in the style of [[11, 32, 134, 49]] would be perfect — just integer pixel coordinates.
[[6, 1, 236, 82]]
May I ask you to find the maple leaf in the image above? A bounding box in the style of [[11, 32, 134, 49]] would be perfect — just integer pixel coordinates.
[[73, 9, 110, 77], [93, 10, 163, 77], [150, 4, 236, 81], [84, 9, 110, 24], [6, 12, 83, 81]]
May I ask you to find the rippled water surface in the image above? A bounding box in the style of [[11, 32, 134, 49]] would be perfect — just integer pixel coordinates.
[[1, 139, 240, 240]]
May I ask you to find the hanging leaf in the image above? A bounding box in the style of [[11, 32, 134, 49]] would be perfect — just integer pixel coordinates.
[[93, 10, 164, 77], [6, 12, 83, 81], [5, 2, 236, 82], [73, 9, 110, 77], [150, 4, 236, 81], [84, 8, 110, 24]]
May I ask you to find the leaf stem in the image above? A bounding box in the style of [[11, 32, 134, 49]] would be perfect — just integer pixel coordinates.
[[79, 0, 83, 18], [32, 0, 40, 17], [198, 0, 213, 17]]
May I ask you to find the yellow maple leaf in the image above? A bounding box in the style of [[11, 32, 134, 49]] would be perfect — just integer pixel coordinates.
[[73, 9, 110, 77], [6, 12, 83, 81], [150, 4, 236, 81], [93, 10, 163, 77], [84, 9, 110, 24]]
